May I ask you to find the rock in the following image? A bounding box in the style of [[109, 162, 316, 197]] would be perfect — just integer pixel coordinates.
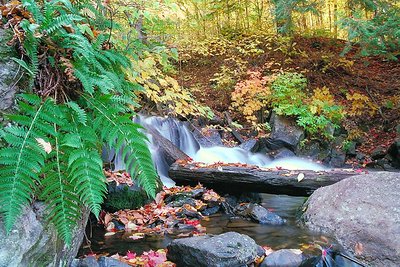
[[235, 203, 286, 225], [0, 28, 20, 113], [104, 182, 148, 212], [328, 147, 346, 167], [371, 146, 387, 160], [70, 256, 100, 267], [325, 136, 347, 168], [301, 172, 400, 266], [192, 127, 223, 148], [260, 249, 304, 267], [98, 256, 131, 267], [240, 139, 260, 153], [0, 202, 88, 267], [396, 125, 400, 137], [345, 141, 357, 157], [297, 141, 330, 161], [270, 148, 296, 159], [167, 196, 197, 208], [167, 232, 258, 267], [269, 113, 304, 151], [71, 256, 131, 267], [201, 206, 220, 216], [388, 139, 400, 168]]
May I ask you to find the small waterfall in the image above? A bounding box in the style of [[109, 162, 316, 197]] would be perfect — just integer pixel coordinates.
[[108, 116, 325, 187]]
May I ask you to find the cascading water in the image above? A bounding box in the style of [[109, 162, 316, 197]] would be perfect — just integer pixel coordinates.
[[108, 115, 326, 187]]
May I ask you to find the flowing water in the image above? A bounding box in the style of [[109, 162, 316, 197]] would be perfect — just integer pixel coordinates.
[[91, 116, 360, 266]]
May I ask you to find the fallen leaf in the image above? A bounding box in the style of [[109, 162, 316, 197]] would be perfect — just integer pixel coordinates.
[[35, 138, 52, 154], [104, 232, 115, 236], [297, 173, 305, 182], [128, 233, 145, 240], [354, 242, 364, 255]]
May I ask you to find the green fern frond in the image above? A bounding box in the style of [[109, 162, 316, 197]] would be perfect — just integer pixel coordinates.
[[44, 14, 83, 34], [66, 101, 87, 125], [84, 94, 160, 198], [0, 97, 53, 232], [40, 126, 80, 244]]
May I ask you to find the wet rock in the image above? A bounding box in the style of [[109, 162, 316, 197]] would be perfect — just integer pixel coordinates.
[[176, 223, 196, 231], [201, 205, 220, 216], [0, 202, 88, 267], [387, 139, 400, 168], [269, 112, 304, 151], [240, 139, 260, 153], [179, 206, 202, 219], [190, 188, 205, 198], [235, 203, 286, 225], [98, 256, 131, 267], [260, 249, 304, 267], [328, 148, 346, 167], [247, 204, 286, 225], [301, 172, 400, 266], [167, 232, 258, 267], [70, 256, 99, 267], [167, 196, 197, 208], [371, 146, 387, 160], [71, 256, 131, 267], [192, 127, 223, 147], [238, 192, 262, 204], [270, 148, 296, 159]]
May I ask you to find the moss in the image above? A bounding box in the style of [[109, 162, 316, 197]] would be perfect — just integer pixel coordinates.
[[103, 186, 149, 212], [0, 28, 17, 62]]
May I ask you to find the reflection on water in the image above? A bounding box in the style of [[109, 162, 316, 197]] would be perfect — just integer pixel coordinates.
[[202, 194, 323, 250], [79, 194, 333, 257]]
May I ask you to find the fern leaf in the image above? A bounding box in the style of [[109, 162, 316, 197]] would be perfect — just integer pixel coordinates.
[[40, 124, 80, 244], [84, 94, 160, 198], [0, 98, 49, 232]]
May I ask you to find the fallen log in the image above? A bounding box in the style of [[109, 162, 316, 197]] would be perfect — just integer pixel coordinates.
[[169, 163, 361, 196], [148, 128, 190, 165]]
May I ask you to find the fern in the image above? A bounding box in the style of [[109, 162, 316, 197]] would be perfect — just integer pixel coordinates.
[[0, 95, 53, 231], [84, 94, 160, 198], [1, 0, 161, 245], [40, 123, 80, 244]]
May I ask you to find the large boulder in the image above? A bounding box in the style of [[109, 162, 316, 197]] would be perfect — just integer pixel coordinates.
[[0, 202, 88, 267], [0, 28, 19, 113], [167, 232, 258, 267], [269, 113, 304, 151], [301, 172, 400, 266]]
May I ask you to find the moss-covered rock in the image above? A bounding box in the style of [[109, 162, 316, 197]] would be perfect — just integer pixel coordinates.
[[103, 182, 149, 212]]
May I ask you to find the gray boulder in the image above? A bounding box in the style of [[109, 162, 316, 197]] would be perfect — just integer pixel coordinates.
[[269, 113, 304, 151], [167, 232, 258, 267], [260, 249, 304, 267], [0, 28, 19, 113], [0, 202, 88, 267], [301, 172, 400, 266]]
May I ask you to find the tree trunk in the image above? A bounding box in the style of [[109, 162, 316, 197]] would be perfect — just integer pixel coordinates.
[[169, 163, 361, 196]]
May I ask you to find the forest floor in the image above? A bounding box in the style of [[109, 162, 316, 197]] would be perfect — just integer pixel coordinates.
[[175, 35, 400, 158]]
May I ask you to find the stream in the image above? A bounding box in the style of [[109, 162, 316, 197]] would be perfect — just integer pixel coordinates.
[[79, 193, 325, 256], [85, 116, 360, 266]]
